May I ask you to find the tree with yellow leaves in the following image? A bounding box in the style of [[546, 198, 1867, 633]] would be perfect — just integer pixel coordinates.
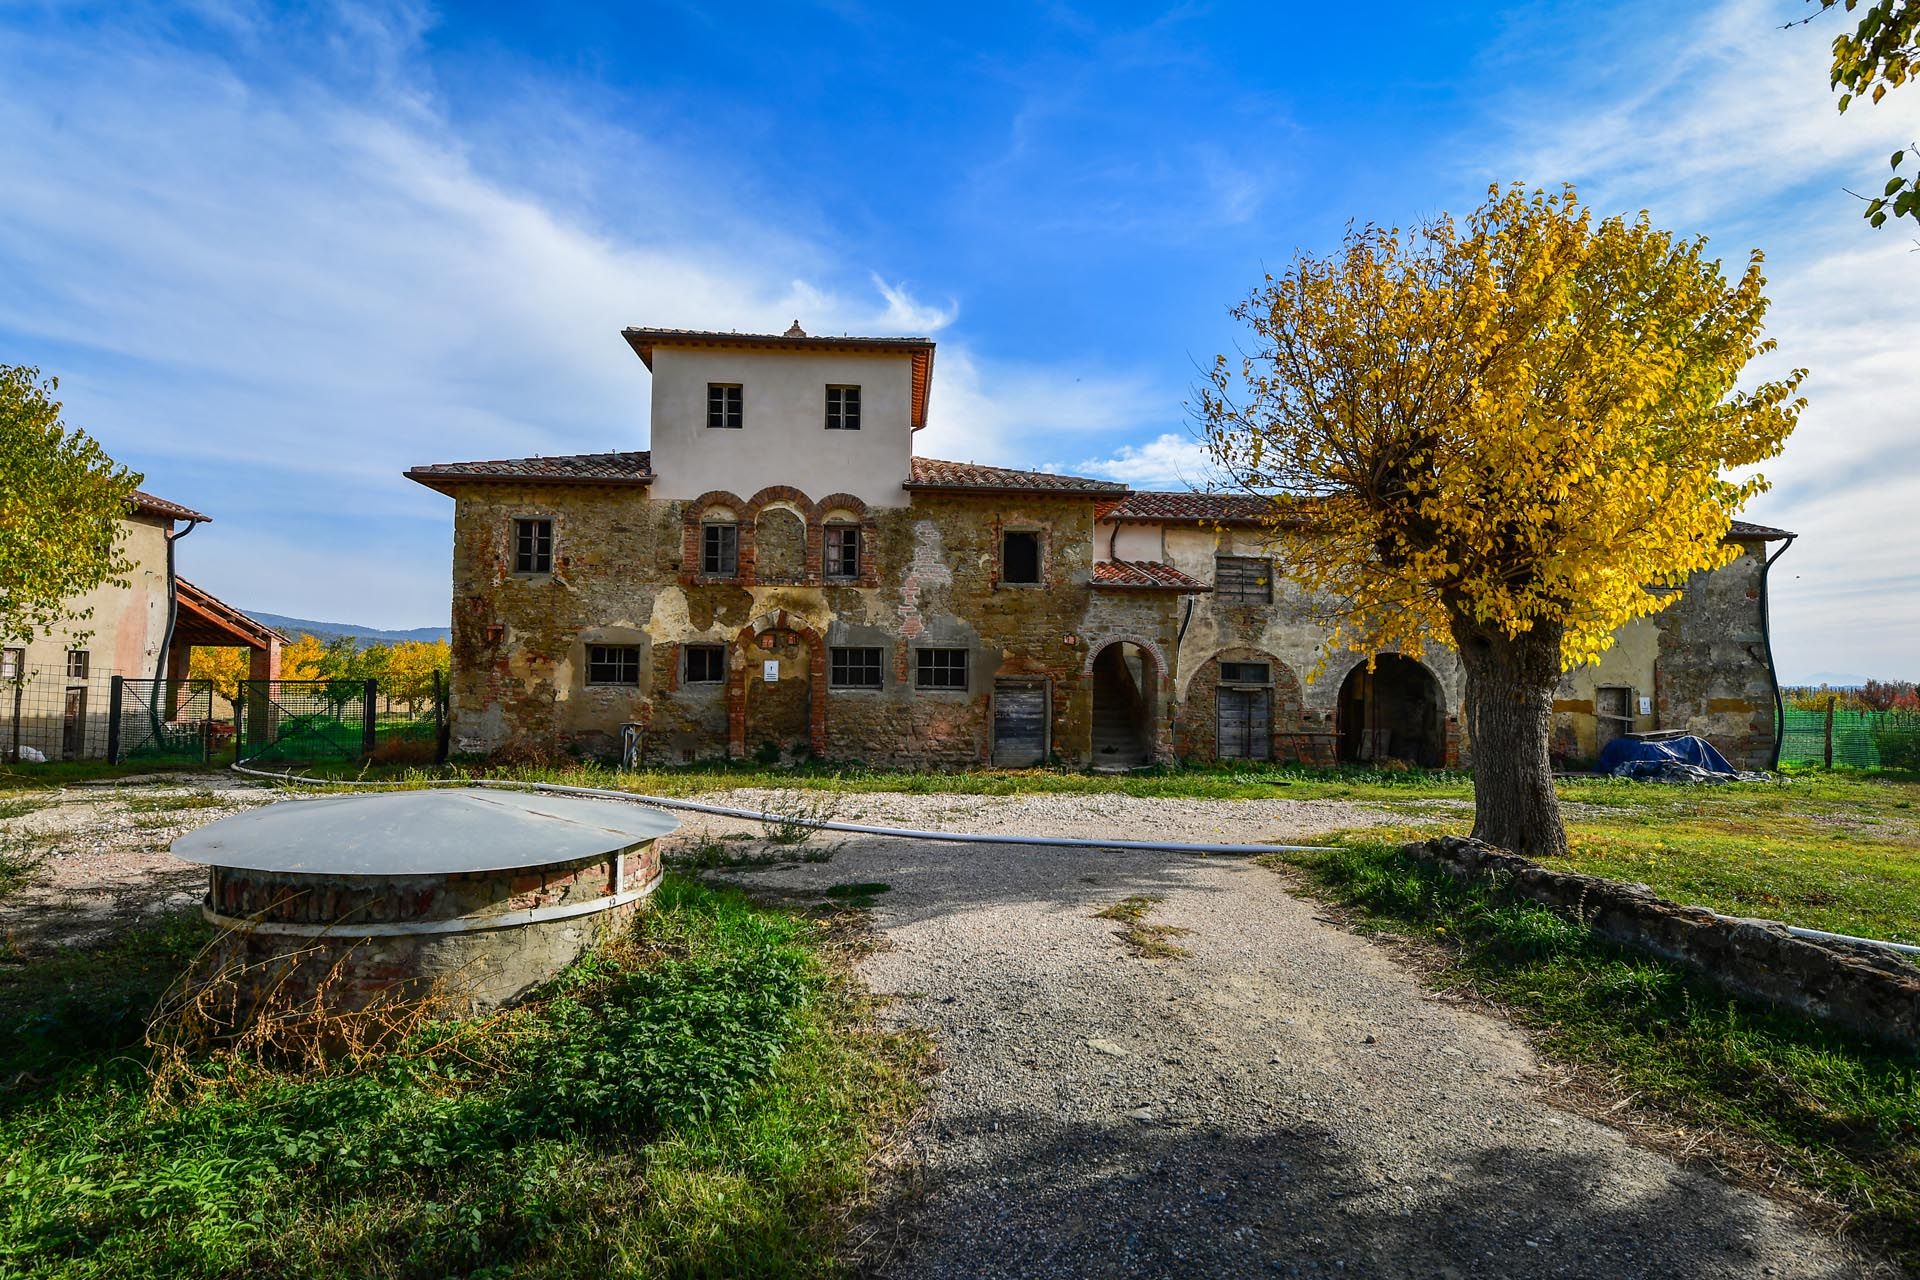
[[187, 646, 250, 715], [1200, 185, 1804, 856], [385, 639, 450, 713], [278, 633, 328, 683]]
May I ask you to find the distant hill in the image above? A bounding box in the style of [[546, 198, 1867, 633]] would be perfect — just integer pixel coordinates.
[[246, 612, 451, 648]]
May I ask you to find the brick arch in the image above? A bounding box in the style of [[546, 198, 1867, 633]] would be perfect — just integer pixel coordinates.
[[1086, 636, 1174, 763], [681, 490, 749, 585], [1177, 647, 1311, 764], [727, 610, 828, 758], [753, 505, 810, 584], [1328, 651, 1457, 767], [812, 492, 880, 587], [744, 484, 814, 518]]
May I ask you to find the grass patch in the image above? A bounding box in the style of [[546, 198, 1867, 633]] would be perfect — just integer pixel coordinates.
[[0, 798, 44, 821], [1092, 894, 1192, 959], [0, 877, 929, 1278], [124, 792, 225, 814], [1266, 837, 1920, 1269]]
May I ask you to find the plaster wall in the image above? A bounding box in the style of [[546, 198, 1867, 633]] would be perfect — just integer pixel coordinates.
[[646, 348, 916, 506], [15, 514, 172, 678]]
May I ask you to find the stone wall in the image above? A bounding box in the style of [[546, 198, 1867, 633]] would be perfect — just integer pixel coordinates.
[[1406, 836, 1919, 1048]]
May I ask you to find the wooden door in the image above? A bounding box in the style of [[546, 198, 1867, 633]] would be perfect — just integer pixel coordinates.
[[992, 681, 1047, 766], [1217, 687, 1271, 760]]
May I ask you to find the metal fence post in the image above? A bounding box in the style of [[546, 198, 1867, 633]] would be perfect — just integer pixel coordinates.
[[1824, 695, 1836, 771], [363, 679, 378, 760], [107, 676, 124, 764]]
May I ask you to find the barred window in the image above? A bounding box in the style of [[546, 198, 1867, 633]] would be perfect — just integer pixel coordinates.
[[1215, 556, 1272, 604], [684, 645, 725, 684], [707, 383, 743, 429], [825, 525, 861, 580], [66, 650, 91, 679], [702, 522, 739, 576], [1001, 530, 1041, 585], [915, 647, 969, 691], [825, 385, 861, 430], [513, 518, 553, 574], [1219, 661, 1270, 685], [830, 646, 883, 689], [586, 645, 640, 686], [2, 648, 22, 681]]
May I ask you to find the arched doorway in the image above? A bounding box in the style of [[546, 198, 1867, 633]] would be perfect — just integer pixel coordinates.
[[1336, 655, 1445, 767], [729, 612, 826, 760], [1090, 641, 1156, 768]]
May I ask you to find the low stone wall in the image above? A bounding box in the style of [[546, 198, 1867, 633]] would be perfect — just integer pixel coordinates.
[[1403, 836, 1920, 1048]]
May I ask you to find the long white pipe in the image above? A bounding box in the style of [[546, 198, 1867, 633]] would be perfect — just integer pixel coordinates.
[[227, 761, 1329, 856]]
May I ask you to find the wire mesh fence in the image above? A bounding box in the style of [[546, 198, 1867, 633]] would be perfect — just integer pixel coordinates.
[[1778, 698, 1920, 771], [234, 676, 447, 766], [0, 664, 132, 762], [111, 678, 218, 765]]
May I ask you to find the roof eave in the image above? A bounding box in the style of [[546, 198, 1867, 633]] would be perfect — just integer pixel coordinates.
[[403, 469, 654, 497], [904, 483, 1126, 499]]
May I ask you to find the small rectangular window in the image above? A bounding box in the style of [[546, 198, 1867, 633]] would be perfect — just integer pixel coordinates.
[[1215, 556, 1272, 604], [1, 648, 22, 681], [513, 518, 554, 574], [707, 383, 743, 429], [825, 525, 861, 580], [830, 646, 883, 689], [586, 645, 640, 686], [825, 385, 861, 430], [1219, 661, 1270, 685], [702, 523, 739, 576], [1001, 530, 1041, 585], [684, 645, 725, 684], [915, 648, 969, 691], [66, 650, 91, 679]]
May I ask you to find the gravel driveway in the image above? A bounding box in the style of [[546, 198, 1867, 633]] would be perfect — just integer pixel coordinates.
[[685, 790, 1886, 1280]]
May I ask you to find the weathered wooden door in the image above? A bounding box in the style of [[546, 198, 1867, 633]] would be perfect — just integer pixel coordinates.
[[1595, 686, 1633, 753], [62, 687, 87, 760], [744, 632, 811, 758], [992, 680, 1047, 766], [1217, 687, 1271, 760]]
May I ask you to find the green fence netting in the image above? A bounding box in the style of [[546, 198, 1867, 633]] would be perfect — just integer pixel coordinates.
[[1779, 706, 1920, 770]]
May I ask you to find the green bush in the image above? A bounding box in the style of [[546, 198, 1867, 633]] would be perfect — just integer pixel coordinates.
[[1873, 726, 1920, 772]]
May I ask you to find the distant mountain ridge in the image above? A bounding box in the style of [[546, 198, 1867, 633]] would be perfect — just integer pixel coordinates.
[[246, 611, 450, 648]]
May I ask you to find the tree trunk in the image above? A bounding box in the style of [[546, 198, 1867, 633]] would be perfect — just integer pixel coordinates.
[[1449, 614, 1568, 858]]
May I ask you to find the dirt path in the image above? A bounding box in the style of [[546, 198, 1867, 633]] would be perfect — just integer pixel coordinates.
[[692, 791, 1887, 1280]]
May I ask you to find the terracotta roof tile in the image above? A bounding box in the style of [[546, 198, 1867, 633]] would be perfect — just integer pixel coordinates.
[[1100, 490, 1275, 524], [405, 450, 653, 493], [906, 457, 1128, 496], [1091, 559, 1210, 591], [130, 490, 210, 523]]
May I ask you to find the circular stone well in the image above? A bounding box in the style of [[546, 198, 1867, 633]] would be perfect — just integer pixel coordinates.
[[172, 788, 679, 1019]]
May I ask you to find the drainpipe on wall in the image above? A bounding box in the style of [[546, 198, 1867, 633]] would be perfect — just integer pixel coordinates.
[[1759, 534, 1796, 771], [150, 519, 197, 734]]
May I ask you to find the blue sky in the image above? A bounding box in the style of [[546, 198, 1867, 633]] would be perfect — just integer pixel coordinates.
[[1, 0, 1915, 679]]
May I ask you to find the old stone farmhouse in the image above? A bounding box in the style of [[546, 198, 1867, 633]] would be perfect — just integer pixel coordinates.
[[407, 325, 1793, 772]]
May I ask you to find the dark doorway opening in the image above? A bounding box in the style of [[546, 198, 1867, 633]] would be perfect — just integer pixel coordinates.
[[1091, 642, 1155, 769], [1336, 655, 1445, 767]]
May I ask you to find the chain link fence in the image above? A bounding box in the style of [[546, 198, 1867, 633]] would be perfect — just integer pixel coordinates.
[[1779, 698, 1920, 771], [0, 663, 145, 763]]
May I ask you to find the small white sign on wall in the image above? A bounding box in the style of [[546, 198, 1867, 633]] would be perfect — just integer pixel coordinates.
[[1638, 695, 1652, 716], [763, 660, 780, 682]]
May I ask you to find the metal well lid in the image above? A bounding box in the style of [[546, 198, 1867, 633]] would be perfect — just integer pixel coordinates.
[[171, 788, 680, 876]]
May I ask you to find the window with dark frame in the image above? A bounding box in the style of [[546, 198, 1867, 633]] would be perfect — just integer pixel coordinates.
[[585, 645, 640, 686], [513, 518, 553, 574], [707, 383, 743, 429], [829, 646, 883, 689], [1, 648, 22, 681], [701, 522, 739, 576], [683, 645, 726, 684], [65, 650, 90, 679], [824, 525, 860, 580], [1000, 530, 1041, 585], [825, 384, 861, 430], [915, 647, 969, 691], [1215, 556, 1272, 604], [1218, 661, 1270, 685]]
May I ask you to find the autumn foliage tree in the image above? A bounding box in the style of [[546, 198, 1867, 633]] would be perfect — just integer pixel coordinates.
[[1200, 185, 1804, 856], [0, 366, 142, 652]]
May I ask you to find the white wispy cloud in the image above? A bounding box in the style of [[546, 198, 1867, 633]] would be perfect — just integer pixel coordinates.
[[1076, 431, 1223, 489], [1477, 0, 1920, 679]]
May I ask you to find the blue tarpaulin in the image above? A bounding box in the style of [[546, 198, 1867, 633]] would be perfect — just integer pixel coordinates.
[[1597, 734, 1739, 780]]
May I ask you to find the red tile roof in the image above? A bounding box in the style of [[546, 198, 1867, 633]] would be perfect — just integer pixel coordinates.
[[129, 490, 210, 524], [1091, 560, 1210, 591], [623, 327, 937, 430], [906, 457, 1128, 496], [174, 577, 284, 649], [405, 450, 654, 494], [1099, 490, 1276, 525]]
